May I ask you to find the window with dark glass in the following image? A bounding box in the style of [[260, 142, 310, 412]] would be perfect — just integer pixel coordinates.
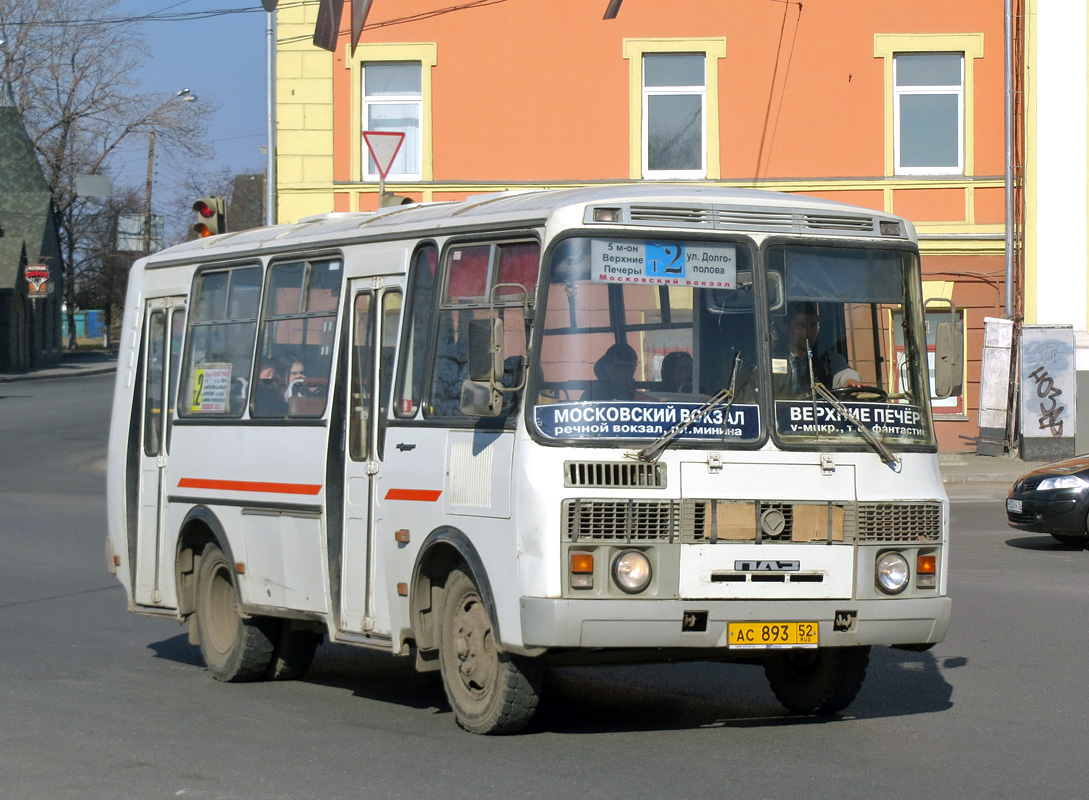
[[394, 244, 437, 418], [643, 53, 706, 177], [429, 240, 538, 419], [180, 265, 262, 418], [252, 258, 342, 419], [894, 53, 963, 174]]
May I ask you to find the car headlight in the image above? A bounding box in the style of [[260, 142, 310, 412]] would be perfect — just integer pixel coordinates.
[[876, 551, 910, 595], [612, 550, 652, 594], [1037, 475, 1089, 491]]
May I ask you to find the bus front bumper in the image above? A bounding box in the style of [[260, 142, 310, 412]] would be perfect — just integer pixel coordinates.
[[518, 596, 951, 651]]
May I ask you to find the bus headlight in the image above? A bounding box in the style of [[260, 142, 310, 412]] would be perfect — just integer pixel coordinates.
[[613, 550, 652, 594], [875, 551, 910, 595]]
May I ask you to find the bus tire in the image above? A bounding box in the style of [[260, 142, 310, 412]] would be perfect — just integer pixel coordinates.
[[194, 543, 275, 682], [764, 645, 870, 715], [438, 568, 541, 734], [267, 621, 322, 681]]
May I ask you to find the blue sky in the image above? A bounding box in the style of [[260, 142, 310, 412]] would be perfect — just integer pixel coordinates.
[[109, 0, 269, 210]]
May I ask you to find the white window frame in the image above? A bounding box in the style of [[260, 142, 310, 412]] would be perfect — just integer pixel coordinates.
[[641, 53, 707, 180], [893, 53, 964, 176], [361, 61, 423, 182]]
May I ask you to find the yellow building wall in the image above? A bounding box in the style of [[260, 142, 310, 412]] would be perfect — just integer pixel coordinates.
[[277, 2, 337, 222]]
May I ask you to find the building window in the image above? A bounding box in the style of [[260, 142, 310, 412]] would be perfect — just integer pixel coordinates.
[[643, 53, 706, 178], [894, 53, 963, 175], [362, 61, 422, 180], [874, 33, 984, 178], [624, 38, 726, 181]]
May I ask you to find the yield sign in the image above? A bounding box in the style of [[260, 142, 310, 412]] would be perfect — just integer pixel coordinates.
[[362, 131, 405, 179]]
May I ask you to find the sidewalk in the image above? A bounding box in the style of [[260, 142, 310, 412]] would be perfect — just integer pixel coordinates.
[[0, 350, 118, 383], [937, 451, 1027, 485]]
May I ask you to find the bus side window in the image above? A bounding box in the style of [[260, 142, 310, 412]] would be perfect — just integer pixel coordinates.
[[393, 244, 437, 418], [428, 240, 538, 419], [377, 290, 403, 457], [252, 258, 341, 419], [180, 266, 262, 418], [349, 292, 374, 461]]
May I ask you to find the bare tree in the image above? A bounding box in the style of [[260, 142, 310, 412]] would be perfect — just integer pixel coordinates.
[[73, 188, 142, 338], [0, 0, 216, 347]]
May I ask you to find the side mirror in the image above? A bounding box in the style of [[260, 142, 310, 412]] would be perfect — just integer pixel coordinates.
[[461, 318, 504, 417], [928, 299, 964, 399], [467, 318, 503, 382], [460, 379, 502, 417]]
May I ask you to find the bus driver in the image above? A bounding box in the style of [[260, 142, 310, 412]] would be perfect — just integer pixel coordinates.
[[781, 303, 862, 396]]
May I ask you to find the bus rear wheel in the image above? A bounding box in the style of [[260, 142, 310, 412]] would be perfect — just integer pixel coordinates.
[[438, 569, 541, 734], [194, 544, 276, 682], [764, 645, 870, 715]]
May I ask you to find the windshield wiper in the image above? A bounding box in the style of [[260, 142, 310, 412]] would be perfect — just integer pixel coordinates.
[[628, 353, 741, 464], [810, 381, 902, 472]]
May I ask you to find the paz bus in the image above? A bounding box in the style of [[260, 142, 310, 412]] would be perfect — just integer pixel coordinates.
[[106, 185, 957, 734]]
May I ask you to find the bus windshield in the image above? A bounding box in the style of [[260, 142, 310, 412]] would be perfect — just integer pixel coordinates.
[[532, 236, 761, 445], [530, 236, 934, 449], [768, 244, 933, 448]]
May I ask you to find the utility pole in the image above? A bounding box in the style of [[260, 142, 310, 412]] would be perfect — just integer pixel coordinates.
[[143, 127, 156, 254], [141, 89, 197, 255]]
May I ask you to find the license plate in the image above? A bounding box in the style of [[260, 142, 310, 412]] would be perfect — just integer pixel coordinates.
[[1007, 498, 1022, 514], [728, 621, 819, 649]]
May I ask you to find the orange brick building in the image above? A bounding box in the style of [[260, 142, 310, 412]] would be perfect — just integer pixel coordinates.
[[275, 0, 1007, 450]]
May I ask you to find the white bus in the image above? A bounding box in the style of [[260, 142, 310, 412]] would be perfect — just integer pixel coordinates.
[[107, 185, 957, 734]]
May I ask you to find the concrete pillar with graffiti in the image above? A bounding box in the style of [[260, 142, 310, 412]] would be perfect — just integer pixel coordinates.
[[1019, 324, 1075, 461]]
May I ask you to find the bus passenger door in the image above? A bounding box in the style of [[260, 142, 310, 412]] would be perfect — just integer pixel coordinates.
[[134, 299, 186, 606], [340, 284, 402, 634]]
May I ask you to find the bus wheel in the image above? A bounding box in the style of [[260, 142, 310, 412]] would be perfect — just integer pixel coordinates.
[[194, 544, 275, 682], [267, 621, 322, 681], [764, 645, 870, 715], [438, 569, 541, 734]]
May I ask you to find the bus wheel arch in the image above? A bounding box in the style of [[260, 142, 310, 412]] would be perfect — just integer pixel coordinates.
[[409, 528, 499, 671], [175, 506, 236, 620]]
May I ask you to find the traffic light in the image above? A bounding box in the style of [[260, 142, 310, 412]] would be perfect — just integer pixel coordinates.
[[191, 196, 226, 238]]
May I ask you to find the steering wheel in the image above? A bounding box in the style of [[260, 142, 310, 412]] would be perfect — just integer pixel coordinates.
[[832, 385, 888, 402]]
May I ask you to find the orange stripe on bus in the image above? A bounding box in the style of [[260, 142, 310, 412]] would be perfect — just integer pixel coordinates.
[[385, 488, 442, 502], [177, 478, 322, 496]]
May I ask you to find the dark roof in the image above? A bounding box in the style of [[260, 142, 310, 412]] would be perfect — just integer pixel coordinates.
[[0, 81, 57, 286]]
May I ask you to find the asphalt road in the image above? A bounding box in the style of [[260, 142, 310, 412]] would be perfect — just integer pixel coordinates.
[[2, 374, 1087, 800]]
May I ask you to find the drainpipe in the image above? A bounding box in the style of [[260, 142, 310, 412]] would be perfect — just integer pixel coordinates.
[[1004, 0, 1016, 317]]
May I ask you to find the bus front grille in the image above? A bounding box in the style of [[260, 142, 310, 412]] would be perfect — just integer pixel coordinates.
[[564, 500, 680, 542], [563, 500, 943, 544], [855, 502, 942, 543], [564, 461, 666, 488]]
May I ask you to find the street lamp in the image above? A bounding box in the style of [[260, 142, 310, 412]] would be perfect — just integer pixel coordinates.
[[143, 88, 197, 253]]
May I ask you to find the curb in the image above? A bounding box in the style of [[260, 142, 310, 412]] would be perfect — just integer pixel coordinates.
[[0, 365, 117, 383]]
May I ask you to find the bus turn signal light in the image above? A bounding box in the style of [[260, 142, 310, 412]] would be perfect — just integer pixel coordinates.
[[570, 552, 594, 589], [917, 554, 937, 589], [571, 553, 594, 573]]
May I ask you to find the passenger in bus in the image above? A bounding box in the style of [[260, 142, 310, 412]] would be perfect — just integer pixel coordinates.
[[660, 351, 693, 393], [584, 343, 649, 402], [254, 354, 307, 416], [780, 303, 861, 396]]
